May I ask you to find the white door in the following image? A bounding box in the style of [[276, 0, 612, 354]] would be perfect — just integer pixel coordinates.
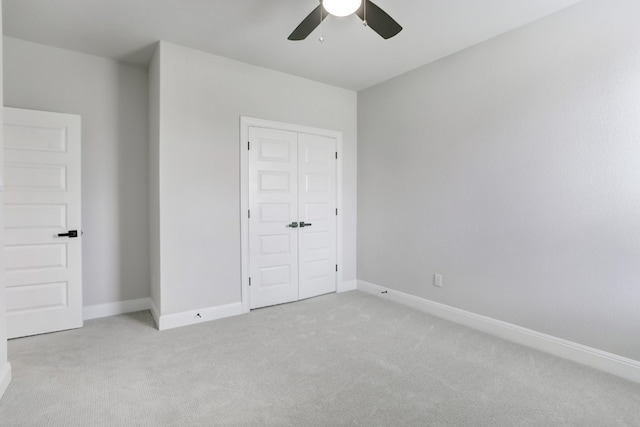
[[248, 127, 299, 309], [298, 132, 337, 300], [248, 126, 337, 309], [3, 107, 83, 338]]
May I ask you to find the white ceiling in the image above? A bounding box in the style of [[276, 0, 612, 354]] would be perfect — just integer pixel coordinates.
[[3, 0, 583, 91]]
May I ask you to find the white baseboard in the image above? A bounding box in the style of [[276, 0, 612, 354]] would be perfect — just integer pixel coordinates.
[[83, 297, 151, 321], [0, 362, 11, 400], [357, 280, 640, 383], [149, 300, 160, 330], [338, 279, 357, 293], [156, 302, 244, 331]]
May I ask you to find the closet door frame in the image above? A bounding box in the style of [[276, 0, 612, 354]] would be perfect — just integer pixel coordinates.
[[240, 116, 344, 313]]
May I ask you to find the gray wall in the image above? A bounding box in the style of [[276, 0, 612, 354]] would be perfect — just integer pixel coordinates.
[[153, 41, 357, 315], [3, 37, 150, 307], [0, 0, 10, 398], [357, 0, 640, 361]]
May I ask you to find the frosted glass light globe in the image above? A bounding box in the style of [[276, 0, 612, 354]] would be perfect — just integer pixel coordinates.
[[322, 0, 362, 17]]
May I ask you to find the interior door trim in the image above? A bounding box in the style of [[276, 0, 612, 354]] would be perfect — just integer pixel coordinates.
[[239, 116, 344, 313]]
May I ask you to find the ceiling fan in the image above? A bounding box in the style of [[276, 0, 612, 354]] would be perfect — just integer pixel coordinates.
[[288, 0, 402, 41]]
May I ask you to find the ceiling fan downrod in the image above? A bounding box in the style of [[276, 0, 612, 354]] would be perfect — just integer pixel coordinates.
[[363, 0, 368, 27], [319, 4, 325, 42]]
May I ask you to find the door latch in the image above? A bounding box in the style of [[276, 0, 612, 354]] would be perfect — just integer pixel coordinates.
[[299, 222, 312, 228], [58, 230, 78, 238], [287, 222, 299, 228]]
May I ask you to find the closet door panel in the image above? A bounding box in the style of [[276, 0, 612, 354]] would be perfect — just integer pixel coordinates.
[[298, 133, 337, 300], [248, 127, 299, 309]]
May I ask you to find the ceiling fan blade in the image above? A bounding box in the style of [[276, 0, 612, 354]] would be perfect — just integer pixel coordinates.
[[288, 5, 329, 40], [355, 0, 402, 39]]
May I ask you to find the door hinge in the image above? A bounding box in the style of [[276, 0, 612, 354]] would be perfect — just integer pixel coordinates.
[[336, 208, 338, 216], [248, 141, 250, 150], [336, 265, 338, 272], [248, 210, 251, 218], [335, 152, 338, 159], [249, 277, 252, 286]]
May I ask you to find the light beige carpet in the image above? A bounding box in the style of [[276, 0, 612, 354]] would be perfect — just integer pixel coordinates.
[[1, 290, 639, 426]]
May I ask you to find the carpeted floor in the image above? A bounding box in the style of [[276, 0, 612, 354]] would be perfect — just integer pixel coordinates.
[[0, 290, 639, 426]]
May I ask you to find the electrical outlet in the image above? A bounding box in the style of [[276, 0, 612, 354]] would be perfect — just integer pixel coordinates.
[[434, 274, 443, 288]]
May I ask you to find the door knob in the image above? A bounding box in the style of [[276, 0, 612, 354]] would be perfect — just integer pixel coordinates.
[[299, 222, 312, 228], [287, 222, 299, 228], [58, 230, 78, 238]]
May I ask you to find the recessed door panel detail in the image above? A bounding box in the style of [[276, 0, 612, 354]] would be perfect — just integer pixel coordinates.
[[5, 244, 67, 271], [5, 164, 67, 191], [259, 171, 290, 192], [4, 124, 67, 152], [260, 235, 290, 255], [302, 144, 329, 166], [260, 265, 291, 288], [305, 174, 329, 192], [305, 260, 331, 280], [305, 203, 330, 221], [259, 204, 290, 223], [5, 204, 67, 229], [306, 232, 329, 250], [259, 139, 290, 162], [6, 282, 68, 313]]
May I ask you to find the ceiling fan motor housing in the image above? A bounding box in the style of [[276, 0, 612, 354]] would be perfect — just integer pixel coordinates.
[[322, 0, 362, 17]]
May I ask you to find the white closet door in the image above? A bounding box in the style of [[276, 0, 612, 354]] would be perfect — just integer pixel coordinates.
[[298, 133, 337, 299], [248, 126, 337, 309], [3, 107, 83, 338], [248, 127, 299, 309]]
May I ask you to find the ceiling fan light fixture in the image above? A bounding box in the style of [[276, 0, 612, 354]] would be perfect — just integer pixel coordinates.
[[322, 0, 362, 17]]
